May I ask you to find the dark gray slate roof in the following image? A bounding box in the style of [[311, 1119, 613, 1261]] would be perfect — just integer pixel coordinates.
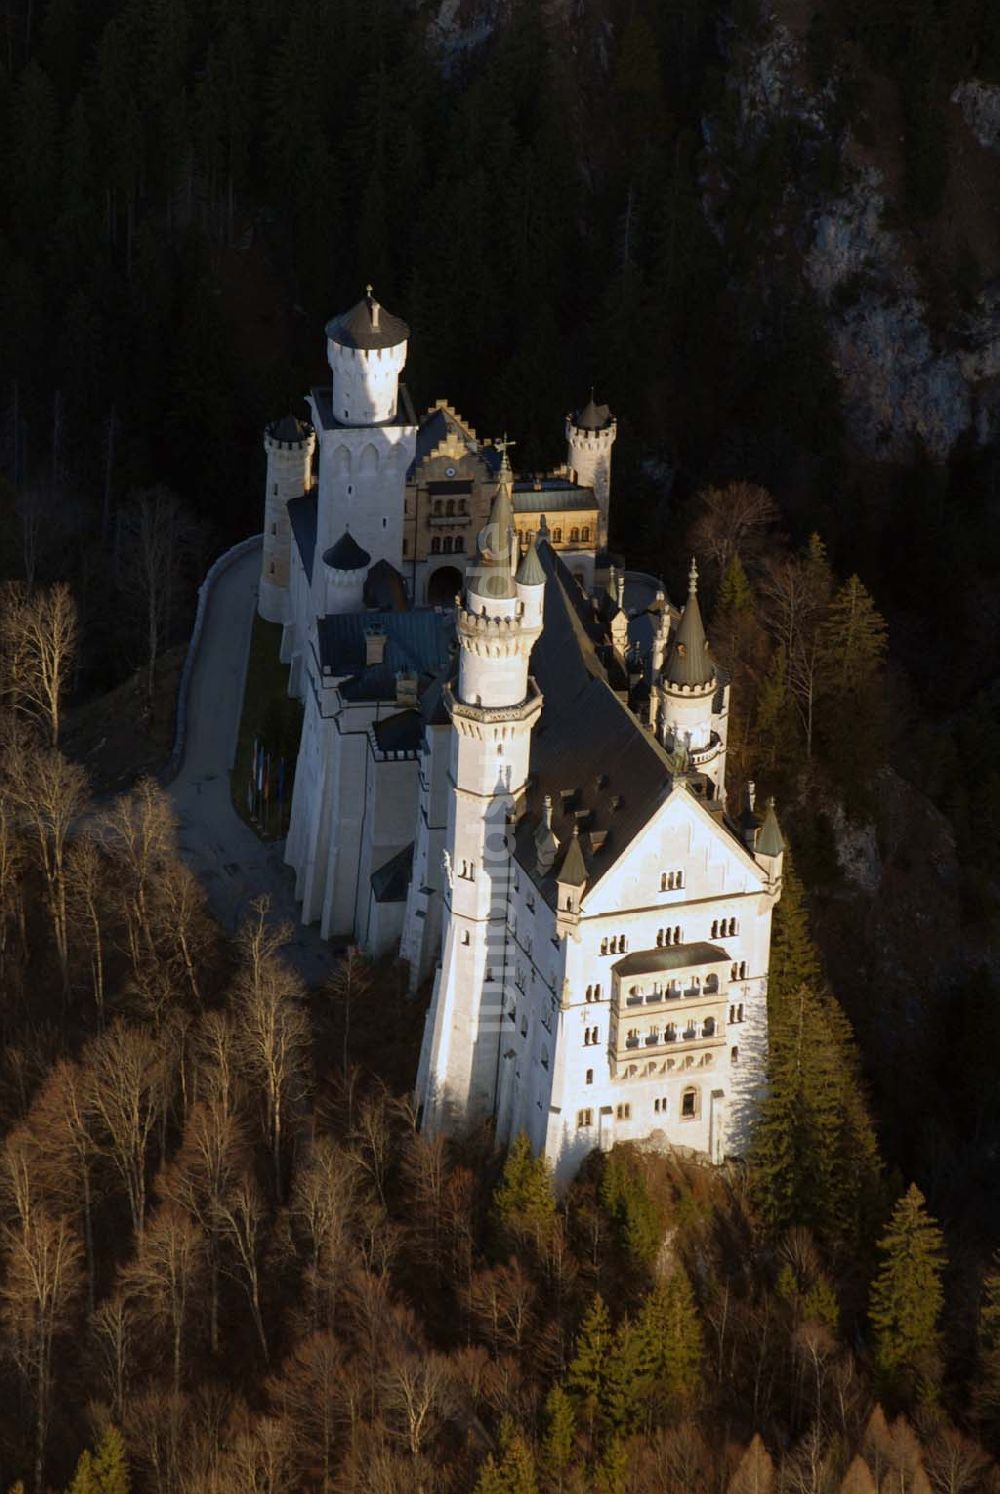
[[556, 827, 588, 887], [513, 484, 595, 513], [371, 843, 414, 903], [318, 609, 453, 703], [287, 490, 318, 582], [325, 292, 409, 351], [364, 558, 410, 612], [613, 942, 731, 977], [373, 709, 423, 753], [664, 564, 715, 688], [270, 414, 311, 443], [573, 396, 612, 431], [323, 531, 370, 572], [512, 543, 675, 904]]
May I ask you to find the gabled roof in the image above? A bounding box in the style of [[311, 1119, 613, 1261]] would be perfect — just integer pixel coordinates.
[[371, 843, 414, 903], [664, 559, 715, 688], [325, 290, 409, 351], [287, 490, 318, 582], [323, 531, 370, 572], [364, 558, 410, 612]]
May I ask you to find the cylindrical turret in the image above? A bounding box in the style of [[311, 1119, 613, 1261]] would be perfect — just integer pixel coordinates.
[[325, 287, 409, 426], [321, 531, 371, 616], [660, 559, 717, 752], [565, 394, 617, 549], [260, 415, 316, 624]]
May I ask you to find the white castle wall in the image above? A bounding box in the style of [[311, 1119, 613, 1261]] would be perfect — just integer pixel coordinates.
[[260, 427, 315, 624], [328, 337, 407, 425]]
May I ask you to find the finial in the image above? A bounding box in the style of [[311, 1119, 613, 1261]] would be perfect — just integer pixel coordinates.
[[767, 794, 776, 809], [365, 283, 373, 299], [495, 433, 516, 475], [688, 556, 699, 596]]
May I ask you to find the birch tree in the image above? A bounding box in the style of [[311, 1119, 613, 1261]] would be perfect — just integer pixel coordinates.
[[0, 580, 78, 745]]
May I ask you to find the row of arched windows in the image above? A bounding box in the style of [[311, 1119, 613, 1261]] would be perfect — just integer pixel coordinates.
[[432, 498, 468, 516], [711, 918, 739, 938], [600, 934, 628, 955], [430, 536, 465, 554]]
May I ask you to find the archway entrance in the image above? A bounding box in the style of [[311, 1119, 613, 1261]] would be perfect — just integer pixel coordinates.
[[427, 565, 463, 607]]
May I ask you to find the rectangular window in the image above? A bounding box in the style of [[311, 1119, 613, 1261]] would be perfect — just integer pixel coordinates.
[[616, 1103, 631, 1121], [585, 1068, 594, 1084], [577, 1109, 593, 1129]]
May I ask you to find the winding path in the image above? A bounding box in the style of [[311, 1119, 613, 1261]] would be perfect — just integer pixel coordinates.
[[168, 542, 333, 986]]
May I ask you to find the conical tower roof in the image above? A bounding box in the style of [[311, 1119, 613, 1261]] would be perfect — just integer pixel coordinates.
[[325, 286, 409, 351], [516, 536, 546, 587], [323, 531, 371, 572], [757, 797, 785, 857], [556, 825, 588, 888], [664, 558, 715, 688], [573, 392, 612, 431], [470, 445, 517, 601]]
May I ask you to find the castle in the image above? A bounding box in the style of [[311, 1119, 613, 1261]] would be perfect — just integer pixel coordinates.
[[258, 289, 783, 1182]]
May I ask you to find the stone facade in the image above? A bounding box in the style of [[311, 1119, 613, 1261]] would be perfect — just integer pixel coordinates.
[[259, 289, 781, 1184]]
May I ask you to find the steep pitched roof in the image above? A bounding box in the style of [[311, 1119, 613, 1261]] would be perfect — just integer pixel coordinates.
[[663, 559, 715, 688], [371, 843, 414, 903], [516, 539, 546, 587], [556, 826, 588, 887], [756, 797, 785, 856], [470, 457, 517, 601], [270, 414, 310, 444], [325, 290, 409, 351], [287, 490, 318, 581]]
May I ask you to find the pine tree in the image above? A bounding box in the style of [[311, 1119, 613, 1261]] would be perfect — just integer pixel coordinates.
[[595, 1434, 628, 1494], [566, 1295, 613, 1442], [68, 1453, 99, 1494], [494, 1132, 556, 1251], [92, 1427, 129, 1494], [474, 1418, 539, 1494], [869, 1184, 946, 1399], [540, 1385, 576, 1490], [718, 554, 753, 612], [752, 860, 881, 1245], [819, 574, 888, 696], [631, 1268, 704, 1420], [838, 1456, 877, 1494], [599, 1148, 663, 1267]]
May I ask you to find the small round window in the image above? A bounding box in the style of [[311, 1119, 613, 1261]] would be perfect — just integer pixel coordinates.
[[445, 466, 456, 477]]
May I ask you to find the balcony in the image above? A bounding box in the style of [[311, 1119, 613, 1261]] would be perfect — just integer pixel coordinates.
[[429, 512, 472, 526]]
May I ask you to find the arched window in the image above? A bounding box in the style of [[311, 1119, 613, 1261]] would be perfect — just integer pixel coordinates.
[[431, 537, 440, 554], [570, 527, 580, 543], [674, 926, 681, 945], [601, 939, 608, 955], [442, 537, 452, 553], [446, 499, 455, 516], [433, 500, 442, 515], [703, 1017, 716, 1037], [581, 526, 590, 542], [454, 534, 464, 552], [553, 528, 563, 542], [585, 1068, 594, 1084], [711, 920, 718, 938], [731, 1047, 739, 1065]]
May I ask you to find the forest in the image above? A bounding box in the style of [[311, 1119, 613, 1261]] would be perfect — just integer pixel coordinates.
[[0, 0, 998, 1488]]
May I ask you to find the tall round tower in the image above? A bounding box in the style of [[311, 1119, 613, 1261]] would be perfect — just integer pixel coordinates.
[[260, 415, 316, 624], [325, 286, 409, 426], [655, 558, 727, 796], [565, 393, 617, 549]]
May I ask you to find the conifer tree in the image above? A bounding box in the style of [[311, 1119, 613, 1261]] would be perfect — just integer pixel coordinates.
[[869, 1184, 946, 1399], [595, 1434, 628, 1494], [819, 574, 888, 695], [566, 1294, 613, 1442], [631, 1268, 704, 1420], [68, 1452, 98, 1494], [92, 1426, 129, 1494], [540, 1385, 576, 1491], [494, 1133, 556, 1252], [718, 554, 753, 612], [974, 1254, 1000, 1432], [474, 1417, 539, 1494], [752, 860, 881, 1245], [599, 1148, 663, 1267]]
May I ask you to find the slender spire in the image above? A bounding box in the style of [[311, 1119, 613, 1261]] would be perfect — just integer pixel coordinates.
[[756, 796, 785, 857], [556, 823, 588, 888], [663, 554, 715, 688], [470, 445, 518, 601]]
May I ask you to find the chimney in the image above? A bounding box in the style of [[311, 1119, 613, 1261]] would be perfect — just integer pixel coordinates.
[[365, 626, 387, 666], [396, 669, 418, 706]]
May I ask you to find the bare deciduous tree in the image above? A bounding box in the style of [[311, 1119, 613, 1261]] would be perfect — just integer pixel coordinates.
[[28, 1060, 100, 1312], [688, 481, 779, 585], [268, 1331, 344, 1493], [84, 1020, 168, 1237], [381, 1343, 454, 1457], [0, 580, 78, 745], [232, 899, 311, 1199], [1, 1209, 83, 1493], [214, 1172, 273, 1364], [66, 834, 109, 1020], [90, 1291, 134, 1424], [122, 1200, 207, 1398], [288, 1135, 357, 1332], [4, 739, 87, 993], [100, 777, 176, 975], [117, 486, 199, 701]]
